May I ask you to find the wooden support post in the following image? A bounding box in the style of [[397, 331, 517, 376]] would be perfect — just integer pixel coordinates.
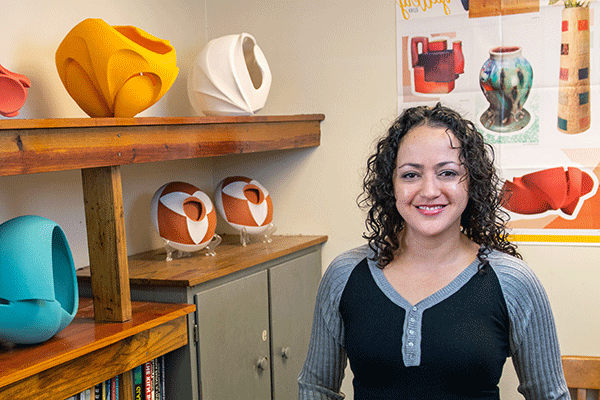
[[81, 165, 132, 322], [119, 371, 134, 400]]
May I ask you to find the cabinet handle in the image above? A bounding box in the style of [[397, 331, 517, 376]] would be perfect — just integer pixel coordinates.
[[256, 356, 269, 371], [281, 347, 291, 359]]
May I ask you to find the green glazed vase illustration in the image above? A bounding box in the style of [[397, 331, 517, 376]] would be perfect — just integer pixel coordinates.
[[479, 46, 533, 133]]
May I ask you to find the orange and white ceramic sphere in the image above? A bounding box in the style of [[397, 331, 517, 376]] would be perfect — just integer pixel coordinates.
[[214, 176, 273, 234], [151, 181, 217, 252]]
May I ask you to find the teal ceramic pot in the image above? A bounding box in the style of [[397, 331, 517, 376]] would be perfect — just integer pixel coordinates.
[[479, 46, 533, 133], [0, 215, 78, 344]]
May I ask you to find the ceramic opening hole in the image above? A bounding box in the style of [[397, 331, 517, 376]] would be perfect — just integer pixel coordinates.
[[490, 46, 520, 55], [244, 187, 264, 204], [243, 37, 263, 89], [183, 199, 205, 221]]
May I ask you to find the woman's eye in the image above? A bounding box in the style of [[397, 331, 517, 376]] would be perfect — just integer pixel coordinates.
[[401, 172, 419, 180], [440, 170, 459, 178]]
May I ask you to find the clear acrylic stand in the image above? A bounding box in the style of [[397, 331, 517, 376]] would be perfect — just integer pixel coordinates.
[[163, 234, 222, 261], [239, 223, 277, 247]]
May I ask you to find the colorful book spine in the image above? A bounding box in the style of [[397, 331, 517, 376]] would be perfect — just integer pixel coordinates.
[[144, 361, 152, 400], [133, 364, 144, 400]]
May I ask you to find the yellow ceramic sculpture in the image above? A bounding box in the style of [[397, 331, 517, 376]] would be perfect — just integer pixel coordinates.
[[55, 18, 178, 117]]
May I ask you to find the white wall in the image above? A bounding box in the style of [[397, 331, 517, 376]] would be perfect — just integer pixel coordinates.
[[2, 1, 599, 399]]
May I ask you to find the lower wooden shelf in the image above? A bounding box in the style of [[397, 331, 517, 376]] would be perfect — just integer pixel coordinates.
[[0, 298, 195, 400]]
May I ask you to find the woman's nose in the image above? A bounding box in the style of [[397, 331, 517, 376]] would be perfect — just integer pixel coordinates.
[[420, 174, 441, 197]]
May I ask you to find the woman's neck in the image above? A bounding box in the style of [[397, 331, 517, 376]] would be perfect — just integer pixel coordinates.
[[394, 229, 479, 272]]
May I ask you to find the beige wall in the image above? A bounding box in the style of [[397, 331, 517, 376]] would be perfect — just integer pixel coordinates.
[[1, 1, 598, 399]]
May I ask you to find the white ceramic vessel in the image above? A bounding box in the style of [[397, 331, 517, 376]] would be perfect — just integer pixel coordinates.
[[188, 33, 272, 116]]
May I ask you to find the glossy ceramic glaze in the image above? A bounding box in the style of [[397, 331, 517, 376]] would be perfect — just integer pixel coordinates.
[[410, 36, 464, 94], [55, 18, 178, 117], [0, 215, 78, 344], [479, 46, 533, 132]]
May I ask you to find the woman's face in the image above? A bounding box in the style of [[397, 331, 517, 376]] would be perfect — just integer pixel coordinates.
[[393, 124, 469, 240]]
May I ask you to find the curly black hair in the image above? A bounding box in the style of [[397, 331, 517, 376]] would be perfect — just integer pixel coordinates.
[[359, 103, 520, 268]]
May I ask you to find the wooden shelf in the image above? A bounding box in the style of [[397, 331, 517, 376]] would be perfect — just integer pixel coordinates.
[[0, 114, 324, 176], [78, 234, 328, 287], [0, 298, 195, 399], [0, 115, 324, 400]]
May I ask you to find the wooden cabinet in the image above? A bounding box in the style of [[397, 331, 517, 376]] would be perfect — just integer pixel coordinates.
[[0, 114, 324, 400], [78, 234, 326, 400]]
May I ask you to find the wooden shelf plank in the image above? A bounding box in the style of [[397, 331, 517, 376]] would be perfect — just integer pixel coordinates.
[[0, 298, 195, 393], [0, 114, 324, 176], [78, 234, 328, 287]]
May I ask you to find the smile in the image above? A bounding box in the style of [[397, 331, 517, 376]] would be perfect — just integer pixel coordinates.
[[417, 205, 444, 210]]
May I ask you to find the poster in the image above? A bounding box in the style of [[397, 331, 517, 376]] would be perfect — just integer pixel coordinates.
[[397, 0, 600, 244]]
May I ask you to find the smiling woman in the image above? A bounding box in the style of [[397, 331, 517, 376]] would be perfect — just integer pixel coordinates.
[[298, 103, 570, 400]]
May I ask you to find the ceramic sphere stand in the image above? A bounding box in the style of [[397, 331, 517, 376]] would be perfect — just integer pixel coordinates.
[[162, 234, 222, 262], [239, 223, 276, 247]]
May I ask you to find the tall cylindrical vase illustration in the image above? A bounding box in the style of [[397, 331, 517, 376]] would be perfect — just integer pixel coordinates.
[[479, 46, 533, 133], [557, 7, 590, 134]]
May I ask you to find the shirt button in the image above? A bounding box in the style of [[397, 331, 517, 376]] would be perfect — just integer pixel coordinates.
[[409, 329, 414, 335], [408, 342, 414, 347], [410, 317, 415, 322], [412, 306, 417, 312]]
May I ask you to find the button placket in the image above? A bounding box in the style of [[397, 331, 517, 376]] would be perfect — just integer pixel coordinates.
[[403, 305, 422, 366]]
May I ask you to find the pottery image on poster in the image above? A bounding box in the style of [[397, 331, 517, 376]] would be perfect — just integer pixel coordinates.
[[557, 6, 591, 134], [410, 36, 464, 94], [479, 46, 533, 133], [501, 167, 596, 216]]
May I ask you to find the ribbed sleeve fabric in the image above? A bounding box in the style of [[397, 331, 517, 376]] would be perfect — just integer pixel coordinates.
[[488, 252, 570, 400], [298, 245, 570, 400], [297, 247, 365, 399]]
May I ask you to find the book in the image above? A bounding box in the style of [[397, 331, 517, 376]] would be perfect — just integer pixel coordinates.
[[144, 361, 152, 400], [111, 376, 117, 400], [133, 364, 144, 400], [153, 358, 160, 400], [160, 356, 166, 400]]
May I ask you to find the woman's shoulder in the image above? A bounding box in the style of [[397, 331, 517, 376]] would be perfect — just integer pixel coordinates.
[[318, 244, 371, 299], [485, 249, 549, 306], [486, 250, 539, 283]]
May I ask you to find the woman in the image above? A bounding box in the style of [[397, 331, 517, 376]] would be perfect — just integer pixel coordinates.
[[298, 104, 569, 399]]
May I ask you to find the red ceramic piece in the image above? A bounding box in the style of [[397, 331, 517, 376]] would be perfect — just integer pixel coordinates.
[[502, 167, 595, 215], [0, 63, 31, 118]]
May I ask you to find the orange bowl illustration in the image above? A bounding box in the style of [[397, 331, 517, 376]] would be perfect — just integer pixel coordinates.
[[501, 167, 595, 216], [214, 176, 273, 234], [151, 181, 217, 252]]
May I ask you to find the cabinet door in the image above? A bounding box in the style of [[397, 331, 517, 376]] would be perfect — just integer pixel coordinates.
[[195, 270, 271, 400], [269, 251, 322, 400]]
